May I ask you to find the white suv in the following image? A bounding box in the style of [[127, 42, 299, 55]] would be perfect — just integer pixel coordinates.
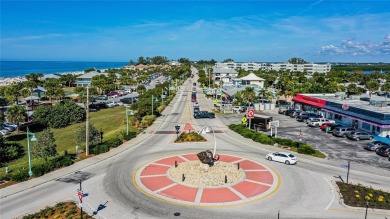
[[307, 118, 335, 127]]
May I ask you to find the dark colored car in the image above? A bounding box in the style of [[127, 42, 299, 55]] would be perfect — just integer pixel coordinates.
[[275, 100, 290, 106], [94, 102, 108, 109], [324, 123, 344, 133], [375, 145, 390, 157], [194, 111, 215, 119], [289, 109, 302, 118], [364, 141, 389, 151], [296, 113, 321, 122], [346, 131, 373, 141], [194, 107, 200, 113], [120, 97, 136, 104]]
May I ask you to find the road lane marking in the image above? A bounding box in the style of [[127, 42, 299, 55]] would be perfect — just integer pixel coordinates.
[[244, 179, 272, 187], [323, 176, 335, 210], [227, 186, 247, 199], [194, 187, 204, 203]]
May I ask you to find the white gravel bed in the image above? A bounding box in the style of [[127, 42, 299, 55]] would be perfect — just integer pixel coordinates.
[[168, 160, 245, 187]]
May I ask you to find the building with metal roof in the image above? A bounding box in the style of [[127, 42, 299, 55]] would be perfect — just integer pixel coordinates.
[[292, 93, 390, 139]]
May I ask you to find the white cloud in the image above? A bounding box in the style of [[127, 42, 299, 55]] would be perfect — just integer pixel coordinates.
[[319, 34, 390, 56], [1, 34, 63, 42]]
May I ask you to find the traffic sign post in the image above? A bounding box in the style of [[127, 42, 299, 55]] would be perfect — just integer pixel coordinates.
[[78, 181, 83, 219], [246, 110, 254, 130]]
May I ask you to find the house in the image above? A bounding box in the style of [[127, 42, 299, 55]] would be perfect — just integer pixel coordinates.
[[76, 72, 121, 87], [236, 73, 265, 88], [212, 67, 238, 83]]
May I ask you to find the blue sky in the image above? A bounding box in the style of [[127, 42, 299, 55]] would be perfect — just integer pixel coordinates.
[[1, 0, 390, 63]]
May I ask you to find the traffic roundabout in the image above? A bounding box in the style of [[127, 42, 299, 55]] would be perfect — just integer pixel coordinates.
[[133, 153, 281, 207]]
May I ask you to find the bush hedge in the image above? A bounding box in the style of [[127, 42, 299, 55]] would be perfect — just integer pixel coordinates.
[[228, 124, 320, 156], [0, 142, 24, 163], [7, 155, 74, 182]]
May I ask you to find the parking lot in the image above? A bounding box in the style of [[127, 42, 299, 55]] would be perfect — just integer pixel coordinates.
[[219, 109, 390, 169]]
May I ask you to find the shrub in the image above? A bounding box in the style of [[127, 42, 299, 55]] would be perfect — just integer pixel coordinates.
[[176, 132, 206, 142], [90, 144, 109, 155], [122, 131, 137, 141], [126, 116, 138, 126], [253, 134, 275, 145], [297, 144, 316, 155], [11, 170, 29, 182], [157, 104, 166, 113], [240, 129, 257, 139], [105, 138, 122, 148], [141, 115, 156, 127], [0, 142, 24, 163]]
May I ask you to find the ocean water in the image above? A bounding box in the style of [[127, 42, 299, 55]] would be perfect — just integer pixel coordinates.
[[0, 61, 129, 78]]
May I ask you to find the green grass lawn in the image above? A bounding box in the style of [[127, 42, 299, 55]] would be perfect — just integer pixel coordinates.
[[1, 106, 138, 177]]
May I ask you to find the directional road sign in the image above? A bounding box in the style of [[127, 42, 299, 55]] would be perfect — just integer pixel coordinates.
[[341, 164, 349, 169], [247, 109, 254, 119]]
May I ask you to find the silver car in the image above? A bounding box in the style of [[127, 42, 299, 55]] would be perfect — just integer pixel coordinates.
[[332, 127, 356, 138], [364, 141, 389, 151], [0, 126, 10, 136], [346, 131, 373, 141]]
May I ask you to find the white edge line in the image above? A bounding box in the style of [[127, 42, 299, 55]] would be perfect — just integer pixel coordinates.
[[245, 179, 272, 187], [140, 174, 167, 178], [194, 187, 203, 203], [245, 169, 269, 172], [227, 186, 247, 199], [232, 158, 246, 164], [178, 155, 190, 161], [324, 176, 335, 210], [154, 182, 177, 193], [151, 163, 172, 167]]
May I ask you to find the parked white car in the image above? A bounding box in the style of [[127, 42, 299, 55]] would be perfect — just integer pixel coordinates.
[[0, 127, 11, 136], [266, 152, 298, 165], [307, 118, 335, 127], [193, 102, 199, 107], [106, 101, 117, 108]]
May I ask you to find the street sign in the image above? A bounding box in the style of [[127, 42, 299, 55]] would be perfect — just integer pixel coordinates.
[[247, 109, 254, 119], [341, 164, 349, 169], [270, 120, 279, 128], [77, 191, 83, 202], [299, 133, 302, 138]]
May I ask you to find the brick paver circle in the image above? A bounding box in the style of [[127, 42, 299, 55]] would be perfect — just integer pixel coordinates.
[[133, 153, 280, 207]]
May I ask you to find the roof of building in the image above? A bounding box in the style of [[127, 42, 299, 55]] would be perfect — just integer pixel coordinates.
[[212, 67, 238, 74], [41, 74, 61, 80], [77, 72, 121, 79], [238, 73, 265, 81]]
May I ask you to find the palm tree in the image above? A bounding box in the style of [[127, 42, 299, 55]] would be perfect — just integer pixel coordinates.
[[381, 82, 390, 103], [365, 79, 380, 100], [7, 105, 27, 133], [241, 87, 256, 104]]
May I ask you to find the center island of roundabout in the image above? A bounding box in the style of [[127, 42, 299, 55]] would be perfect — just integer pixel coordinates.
[[133, 150, 281, 207]]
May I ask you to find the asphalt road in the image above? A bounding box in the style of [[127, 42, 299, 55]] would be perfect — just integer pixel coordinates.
[[1, 68, 389, 219]]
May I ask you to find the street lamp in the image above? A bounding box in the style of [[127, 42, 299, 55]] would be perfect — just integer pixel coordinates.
[[151, 95, 158, 115], [199, 126, 217, 156], [26, 126, 37, 177], [125, 106, 134, 135]]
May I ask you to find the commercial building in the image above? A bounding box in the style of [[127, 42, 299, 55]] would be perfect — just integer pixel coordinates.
[[215, 62, 331, 74], [76, 72, 121, 87], [292, 94, 390, 138]]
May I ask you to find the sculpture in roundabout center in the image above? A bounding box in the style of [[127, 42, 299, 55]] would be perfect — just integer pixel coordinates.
[[197, 150, 220, 167]]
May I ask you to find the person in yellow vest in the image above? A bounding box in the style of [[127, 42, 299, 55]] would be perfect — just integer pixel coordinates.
[[242, 116, 247, 125]]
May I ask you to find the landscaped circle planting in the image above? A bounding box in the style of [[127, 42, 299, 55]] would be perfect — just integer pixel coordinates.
[[168, 160, 245, 187]]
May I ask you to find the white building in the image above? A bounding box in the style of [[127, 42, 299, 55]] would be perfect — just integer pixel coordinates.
[[212, 67, 239, 83], [215, 62, 331, 74]]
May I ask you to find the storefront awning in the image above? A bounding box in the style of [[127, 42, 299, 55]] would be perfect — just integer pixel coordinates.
[[292, 94, 326, 108]]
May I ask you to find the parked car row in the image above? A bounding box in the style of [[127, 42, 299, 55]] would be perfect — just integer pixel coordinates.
[[278, 107, 390, 160], [0, 122, 18, 135]]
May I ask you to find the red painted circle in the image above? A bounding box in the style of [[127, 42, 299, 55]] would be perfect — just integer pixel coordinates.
[[134, 154, 278, 206]]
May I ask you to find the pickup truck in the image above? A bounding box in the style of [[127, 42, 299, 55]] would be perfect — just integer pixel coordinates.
[[307, 118, 335, 127], [194, 111, 215, 119]]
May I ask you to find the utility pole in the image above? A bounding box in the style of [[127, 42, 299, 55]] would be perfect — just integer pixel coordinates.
[[86, 85, 89, 156]]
